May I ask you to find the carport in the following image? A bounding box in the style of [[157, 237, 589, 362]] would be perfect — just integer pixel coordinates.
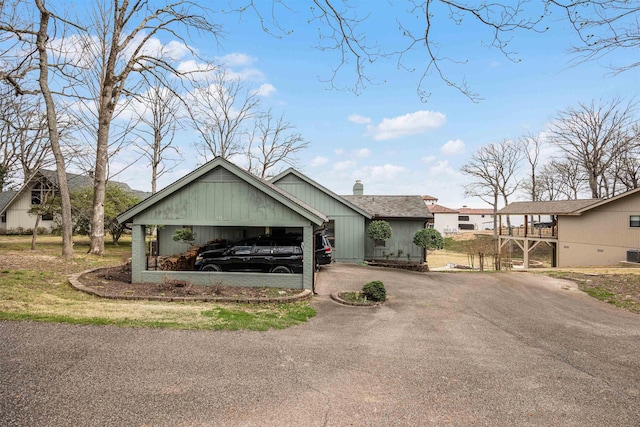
[[117, 157, 327, 290]]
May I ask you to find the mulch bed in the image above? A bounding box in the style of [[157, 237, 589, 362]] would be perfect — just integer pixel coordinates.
[[78, 265, 304, 299]]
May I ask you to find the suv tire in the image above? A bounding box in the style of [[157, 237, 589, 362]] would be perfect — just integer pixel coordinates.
[[271, 266, 292, 274]]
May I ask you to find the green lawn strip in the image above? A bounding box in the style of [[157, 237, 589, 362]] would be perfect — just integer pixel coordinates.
[[0, 302, 316, 330], [0, 236, 317, 330]]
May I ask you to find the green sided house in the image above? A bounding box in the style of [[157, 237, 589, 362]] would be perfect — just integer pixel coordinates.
[[116, 157, 327, 290], [271, 170, 432, 263], [270, 169, 373, 263], [118, 157, 432, 289]]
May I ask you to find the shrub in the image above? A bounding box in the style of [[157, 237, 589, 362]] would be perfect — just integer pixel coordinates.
[[413, 228, 444, 251], [172, 227, 197, 245], [367, 220, 392, 241], [362, 280, 386, 302]]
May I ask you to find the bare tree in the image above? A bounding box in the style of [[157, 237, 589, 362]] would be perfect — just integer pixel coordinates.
[[548, 98, 637, 198], [612, 128, 640, 192], [246, 110, 309, 179], [560, 1, 640, 72], [70, 0, 220, 255], [0, 0, 75, 258], [243, 1, 640, 101], [188, 70, 259, 162], [35, 0, 74, 259], [133, 76, 183, 194], [519, 133, 543, 201], [461, 140, 523, 237]]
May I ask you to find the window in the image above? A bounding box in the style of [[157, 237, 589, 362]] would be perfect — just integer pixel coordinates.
[[374, 239, 386, 248], [459, 224, 475, 230], [630, 215, 640, 227], [1, 213, 5, 223], [458, 215, 470, 221], [30, 180, 54, 206]]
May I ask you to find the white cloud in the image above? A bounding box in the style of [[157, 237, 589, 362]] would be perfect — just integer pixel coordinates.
[[367, 110, 446, 141], [334, 149, 345, 155], [177, 59, 215, 76], [255, 83, 276, 97], [219, 53, 256, 67], [310, 156, 329, 167], [332, 160, 357, 172], [348, 114, 372, 124], [369, 164, 408, 180], [422, 155, 436, 164], [429, 160, 458, 177], [353, 148, 371, 158], [440, 139, 466, 155]]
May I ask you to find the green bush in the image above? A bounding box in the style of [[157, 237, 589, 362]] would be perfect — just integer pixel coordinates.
[[413, 228, 444, 251], [362, 280, 386, 302], [172, 227, 197, 245], [366, 220, 392, 241]]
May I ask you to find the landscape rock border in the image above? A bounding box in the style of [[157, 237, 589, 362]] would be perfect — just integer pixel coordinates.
[[330, 292, 383, 307], [68, 267, 312, 304]]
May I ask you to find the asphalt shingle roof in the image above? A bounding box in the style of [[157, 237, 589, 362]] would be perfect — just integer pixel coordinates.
[[497, 199, 601, 215], [343, 195, 433, 219], [426, 203, 459, 214], [0, 191, 17, 212]]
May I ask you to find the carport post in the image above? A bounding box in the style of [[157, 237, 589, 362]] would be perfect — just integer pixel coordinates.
[[302, 225, 314, 290], [131, 224, 146, 283]]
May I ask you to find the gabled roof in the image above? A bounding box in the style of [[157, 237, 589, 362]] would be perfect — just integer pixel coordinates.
[[343, 195, 433, 220], [0, 190, 17, 212], [39, 169, 151, 199], [427, 203, 459, 214], [117, 157, 328, 226], [422, 194, 438, 202], [0, 169, 151, 216], [497, 199, 602, 215], [270, 168, 372, 219], [573, 186, 640, 214], [458, 207, 494, 215]]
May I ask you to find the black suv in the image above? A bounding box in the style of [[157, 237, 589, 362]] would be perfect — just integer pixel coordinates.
[[315, 234, 333, 266], [195, 236, 303, 274]]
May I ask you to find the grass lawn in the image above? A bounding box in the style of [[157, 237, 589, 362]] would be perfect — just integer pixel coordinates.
[[0, 235, 315, 330]]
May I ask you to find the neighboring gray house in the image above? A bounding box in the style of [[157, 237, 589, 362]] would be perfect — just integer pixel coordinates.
[[117, 157, 327, 290], [270, 169, 372, 263], [0, 169, 149, 234]]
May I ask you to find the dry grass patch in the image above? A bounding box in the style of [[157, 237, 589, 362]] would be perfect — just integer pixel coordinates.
[[0, 235, 315, 330]]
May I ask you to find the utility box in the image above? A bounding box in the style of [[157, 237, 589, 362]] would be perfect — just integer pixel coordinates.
[[626, 250, 640, 263]]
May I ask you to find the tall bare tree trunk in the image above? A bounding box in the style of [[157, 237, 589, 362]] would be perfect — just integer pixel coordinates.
[[35, 0, 73, 259]]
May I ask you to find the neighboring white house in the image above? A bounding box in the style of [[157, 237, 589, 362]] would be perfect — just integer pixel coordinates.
[[0, 169, 149, 234], [457, 206, 495, 231], [423, 198, 496, 235]]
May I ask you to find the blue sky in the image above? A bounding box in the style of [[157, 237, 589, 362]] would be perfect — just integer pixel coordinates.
[[106, 1, 640, 209]]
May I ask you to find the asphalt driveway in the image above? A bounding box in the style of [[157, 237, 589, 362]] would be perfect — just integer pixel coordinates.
[[1, 264, 639, 426]]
